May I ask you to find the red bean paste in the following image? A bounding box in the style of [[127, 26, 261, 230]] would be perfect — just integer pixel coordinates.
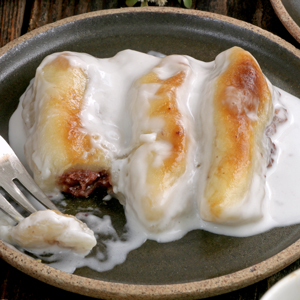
[[58, 169, 111, 197]]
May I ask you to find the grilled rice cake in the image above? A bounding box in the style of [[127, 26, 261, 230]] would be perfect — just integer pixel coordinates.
[[124, 55, 192, 229], [200, 47, 273, 224], [23, 54, 111, 196]]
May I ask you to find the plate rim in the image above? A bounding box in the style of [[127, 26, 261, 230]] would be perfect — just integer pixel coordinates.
[[1, 6, 300, 299], [0, 6, 299, 58], [2, 238, 300, 299], [270, 0, 300, 44]]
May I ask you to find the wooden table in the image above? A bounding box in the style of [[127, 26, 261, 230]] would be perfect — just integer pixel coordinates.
[[0, 0, 299, 299]]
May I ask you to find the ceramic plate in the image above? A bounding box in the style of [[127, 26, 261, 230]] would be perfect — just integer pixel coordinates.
[[270, 0, 300, 43], [1, 7, 300, 299], [261, 268, 300, 300]]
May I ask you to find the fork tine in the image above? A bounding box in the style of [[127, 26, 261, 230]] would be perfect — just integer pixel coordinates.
[[0, 136, 58, 212], [2, 181, 37, 214], [0, 193, 25, 222], [17, 172, 58, 210]]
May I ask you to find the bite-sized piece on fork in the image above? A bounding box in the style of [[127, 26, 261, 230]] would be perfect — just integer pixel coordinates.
[[8, 209, 96, 255], [0, 136, 96, 254]]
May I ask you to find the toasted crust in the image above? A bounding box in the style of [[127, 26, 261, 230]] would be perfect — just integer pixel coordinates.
[[201, 47, 273, 222], [134, 60, 189, 222], [25, 54, 111, 192], [141, 71, 187, 188]]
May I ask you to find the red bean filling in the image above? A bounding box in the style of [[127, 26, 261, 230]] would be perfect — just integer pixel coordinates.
[[58, 170, 111, 198]]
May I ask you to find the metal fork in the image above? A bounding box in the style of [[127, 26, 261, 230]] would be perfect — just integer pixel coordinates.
[[0, 136, 58, 223]]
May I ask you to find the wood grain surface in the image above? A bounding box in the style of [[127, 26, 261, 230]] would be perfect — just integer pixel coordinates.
[[0, 0, 299, 299], [1, 0, 299, 47]]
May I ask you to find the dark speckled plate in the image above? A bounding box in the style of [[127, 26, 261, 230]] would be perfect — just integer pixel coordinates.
[[271, 0, 300, 43], [1, 7, 300, 299]]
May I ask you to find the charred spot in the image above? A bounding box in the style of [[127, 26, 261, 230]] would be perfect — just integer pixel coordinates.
[[231, 59, 262, 104]]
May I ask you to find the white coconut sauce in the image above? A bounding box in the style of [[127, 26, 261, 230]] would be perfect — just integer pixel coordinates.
[[4, 49, 300, 273]]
